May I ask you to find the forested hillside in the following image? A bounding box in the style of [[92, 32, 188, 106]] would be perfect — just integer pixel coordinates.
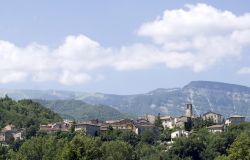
[[35, 99, 134, 121], [0, 96, 62, 129]]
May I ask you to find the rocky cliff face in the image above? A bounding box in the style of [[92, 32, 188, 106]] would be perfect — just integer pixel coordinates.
[[1, 81, 250, 119], [83, 81, 250, 118]]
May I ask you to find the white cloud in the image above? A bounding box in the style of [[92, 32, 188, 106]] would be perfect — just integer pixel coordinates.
[[138, 3, 250, 71], [237, 67, 250, 75], [1, 3, 250, 84]]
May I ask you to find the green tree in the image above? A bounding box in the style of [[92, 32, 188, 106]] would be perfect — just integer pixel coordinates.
[[101, 126, 122, 141], [119, 130, 139, 146], [192, 117, 213, 131], [13, 136, 65, 160], [141, 130, 156, 145], [135, 143, 162, 160], [59, 135, 102, 160], [101, 140, 134, 160], [167, 129, 209, 160], [70, 120, 76, 133], [160, 128, 171, 142], [0, 144, 9, 160], [154, 113, 163, 132], [226, 132, 250, 160]]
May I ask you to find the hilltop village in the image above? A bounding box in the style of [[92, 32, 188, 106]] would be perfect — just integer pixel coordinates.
[[42, 104, 245, 137], [1, 103, 245, 144]]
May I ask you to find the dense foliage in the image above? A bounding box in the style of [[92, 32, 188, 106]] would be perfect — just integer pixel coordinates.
[[35, 99, 134, 121], [0, 122, 249, 160], [0, 96, 62, 129]]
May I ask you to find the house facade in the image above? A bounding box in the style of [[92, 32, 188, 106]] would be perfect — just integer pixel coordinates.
[[0, 125, 24, 143], [175, 116, 192, 130], [101, 119, 135, 132], [202, 111, 222, 124], [75, 123, 100, 136], [225, 115, 246, 125], [171, 130, 189, 141], [160, 116, 175, 129], [134, 118, 155, 135]]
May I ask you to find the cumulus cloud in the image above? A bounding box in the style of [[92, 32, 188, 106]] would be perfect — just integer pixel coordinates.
[[138, 3, 250, 71], [1, 3, 250, 84]]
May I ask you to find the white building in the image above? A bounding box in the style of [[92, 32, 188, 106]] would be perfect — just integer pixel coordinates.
[[171, 130, 189, 141]]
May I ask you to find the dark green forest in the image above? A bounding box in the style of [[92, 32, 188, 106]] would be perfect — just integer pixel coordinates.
[[0, 96, 62, 139], [35, 99, 134, 121]]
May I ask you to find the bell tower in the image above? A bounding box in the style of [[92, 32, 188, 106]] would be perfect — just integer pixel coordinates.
[[185, 104, 193, 117]]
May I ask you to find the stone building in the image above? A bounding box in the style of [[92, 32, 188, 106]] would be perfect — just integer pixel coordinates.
[[0, 124, 23, 143], [202, 111, 222, 124], [175, 116, 192, 131], [185, 104, 193, 117], [160, 116, 175, 129], [225, 115, 246, 126], [134, 118, 155, 135], [75, 123, 100, 136], [101, 119, 135, 132]]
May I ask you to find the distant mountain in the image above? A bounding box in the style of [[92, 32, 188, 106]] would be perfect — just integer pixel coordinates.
[[34, 99, 134, 121], [1, 81, 250, 119], [82, 81, 250, 118]]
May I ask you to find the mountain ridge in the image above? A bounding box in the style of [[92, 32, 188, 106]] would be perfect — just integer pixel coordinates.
[[0, 81, 250, 119]]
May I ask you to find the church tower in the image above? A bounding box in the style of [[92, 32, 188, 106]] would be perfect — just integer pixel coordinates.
[[185, 104, 193, 117]]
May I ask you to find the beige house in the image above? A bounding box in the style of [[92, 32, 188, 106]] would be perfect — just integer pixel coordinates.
[[202, 111, 222, 124], [160, 116, 175, 129], [101, 119, 135, 132], [0, 124, 24, 143], [225, 115, 246, 126], [2, 124, 16, 131], [139, 114, 156, 124]]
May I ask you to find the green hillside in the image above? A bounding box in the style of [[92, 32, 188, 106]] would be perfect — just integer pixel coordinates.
[[35, 99, 134, 121], [0, 96, 62, 129]]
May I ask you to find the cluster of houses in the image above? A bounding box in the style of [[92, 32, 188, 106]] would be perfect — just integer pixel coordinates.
[[0, 124, 23, 144], [40, 118, 156, 137], [38, 104, 247, 141], [0, 104, 247, 144]]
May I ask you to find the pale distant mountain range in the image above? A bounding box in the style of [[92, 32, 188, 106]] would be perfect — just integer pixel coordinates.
[[1, 81, 250, 120]]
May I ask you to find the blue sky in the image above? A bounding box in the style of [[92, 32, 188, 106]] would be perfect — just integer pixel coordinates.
[[0, 0, 250, 94]]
